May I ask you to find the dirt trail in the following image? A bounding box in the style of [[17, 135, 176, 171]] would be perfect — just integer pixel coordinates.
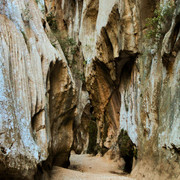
[[50, 153, 134, 180]]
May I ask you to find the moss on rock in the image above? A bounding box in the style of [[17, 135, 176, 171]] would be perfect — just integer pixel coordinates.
[[118, 129, 137, 173], [87, 120, 98, 155]]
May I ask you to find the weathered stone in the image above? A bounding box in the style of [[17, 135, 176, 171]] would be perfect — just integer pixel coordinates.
[[0, 0, 180, 179], [45, 0, 180, 179], [0, 0, 76, 178]]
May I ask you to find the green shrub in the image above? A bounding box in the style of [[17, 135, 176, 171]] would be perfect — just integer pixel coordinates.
[[118, 129, 137, 173], [145, 2, 175, 41], [59, 36, 77, 56], [46, 13, 86, 82], [58, 36, 78, 66], [48, 30, 77, 64], [47, 12, 58, 31], [46, 12, 77, 60]]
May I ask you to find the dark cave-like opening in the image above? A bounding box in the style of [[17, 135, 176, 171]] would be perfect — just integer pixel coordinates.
[[118, 129, 137, 173]]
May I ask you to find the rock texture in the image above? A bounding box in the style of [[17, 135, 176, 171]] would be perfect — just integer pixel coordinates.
[[0, 0, 76, 179], [0, 0, 179, 179], [45, 0, 180, 179]]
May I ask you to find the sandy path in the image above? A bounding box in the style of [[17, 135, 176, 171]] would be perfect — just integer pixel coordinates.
[[50, 154, 134, 180]]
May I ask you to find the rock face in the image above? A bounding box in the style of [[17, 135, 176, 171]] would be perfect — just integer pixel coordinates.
[[0, 0, 76, 179], [0, 0, 180, 180], [45, 0, 180, 179]]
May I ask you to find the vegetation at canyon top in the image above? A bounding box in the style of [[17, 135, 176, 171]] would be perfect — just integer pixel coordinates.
[[46, 12, 85, 82], [35, 0, 40, 3], [46, 12, 77, 54], [145, 1, 175, 41]]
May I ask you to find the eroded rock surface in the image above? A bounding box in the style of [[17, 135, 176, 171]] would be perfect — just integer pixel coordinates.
[[0, 0, 76, 179], [45, 0, 180, 179], [0, 0, 179, 179]]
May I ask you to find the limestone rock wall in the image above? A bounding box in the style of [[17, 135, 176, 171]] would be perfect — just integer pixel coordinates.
[[46, 0, 180, 179], [0, 0, 179, 179], [0, 0, 76, 179]]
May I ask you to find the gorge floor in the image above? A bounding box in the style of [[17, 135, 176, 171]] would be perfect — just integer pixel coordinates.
[[50, 153, 134, 180]]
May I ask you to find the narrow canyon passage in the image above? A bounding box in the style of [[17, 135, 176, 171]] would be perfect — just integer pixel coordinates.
[[0, 0, 179, 180], [50, 153, 134, 180]]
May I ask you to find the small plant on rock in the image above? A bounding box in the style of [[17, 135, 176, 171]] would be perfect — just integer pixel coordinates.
[[35, 0, 40, 3], [46, 12, 58, 31], [145, 1, 175, 41], [46, 12, 86, 82]]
